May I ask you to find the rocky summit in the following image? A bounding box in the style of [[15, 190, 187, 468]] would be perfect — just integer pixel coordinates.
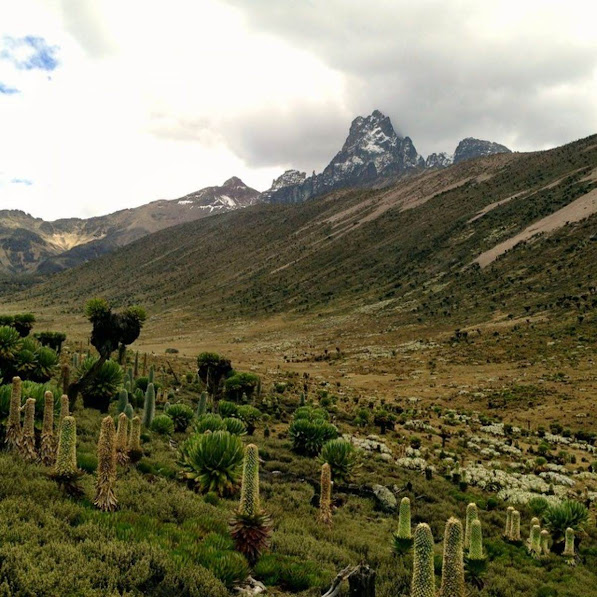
[[261, 110, 511, 204], [452, 137, 512, 164]]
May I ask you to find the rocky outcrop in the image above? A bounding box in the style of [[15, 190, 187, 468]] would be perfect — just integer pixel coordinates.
[[262, 110, 425, 205], [453, 138, 511, 164]]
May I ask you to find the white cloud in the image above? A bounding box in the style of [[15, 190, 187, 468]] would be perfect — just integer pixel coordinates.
[[0, 0, 348, 219]]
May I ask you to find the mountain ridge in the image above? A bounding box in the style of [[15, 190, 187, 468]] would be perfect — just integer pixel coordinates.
[[1, 109, 512, 275], [0, 177, 260, 275], [261, 110, 511, 204], [9, 133, 595, 336]]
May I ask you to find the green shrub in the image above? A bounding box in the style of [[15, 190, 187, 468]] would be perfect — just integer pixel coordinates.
[[166, 403, 194, 432], [179, 430, 244, 495], [294, 405, 328, 421], [289, 407, 337, 456], [194, 413, 227, 433], [544, 500, 589, 543], [151, 414, 175, 436], [224, 417, 247, 436], [135, 376, 162, 393], [203, 550, 249, 588], [528, 496, 550, 516], [77, 452, 98, 473], [319, 438, 356, 482], [254, 554, 325, 591], [0, 326, 59, 383], [237, 405, 262, 435], [34, 331, 66, 353], [218, 400, 239, 418], [197, 352, 232, 396], [0, 380, 60, 420], [77, 357, 123, 412], [224, 372, 260, 402]]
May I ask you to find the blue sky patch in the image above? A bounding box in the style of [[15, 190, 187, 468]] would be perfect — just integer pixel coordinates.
[[0, 82, 19, 94], [10, 178, 33, 186], [1, 35, 59, 71]]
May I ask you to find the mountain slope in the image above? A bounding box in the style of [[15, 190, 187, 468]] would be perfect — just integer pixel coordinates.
[[14, 134, 597, 332], [0, 177, 260, 275]]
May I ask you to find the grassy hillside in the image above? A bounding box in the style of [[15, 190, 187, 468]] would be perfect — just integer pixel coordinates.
[[7, 134, 595, 336], [1, 347, 596, 596], [1, 136, 596, 596]]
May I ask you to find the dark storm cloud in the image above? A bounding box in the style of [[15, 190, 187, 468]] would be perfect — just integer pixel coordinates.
[[220, 0, 597, 163]]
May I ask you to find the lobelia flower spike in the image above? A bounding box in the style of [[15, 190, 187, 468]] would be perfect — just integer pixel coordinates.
[[318, 462, 333, 527], [230, 444, 272, 566], [142, 383, 155, 428], [540, 530, 551, 555], [128, 415, 143, 462], [59, 394, 69, 423], [529, 524, 541, 557], [393, 496, 413, 555], [20, 398, 37, 462], [563, 527, 575, 557], [52, 416, 81, 494], [439, 517, 465, 597], [504, 506, 514, 538], [5, 376, 22, 450], [398, 497, 412, 539], [411, 523, 435, 597], [41, 390, 56, 466], [115, 412, 130, 466], [468, 519, 484, 561], [464, 503, 478, 550], [509, 510, 521, 542], [94, 416, 118, 512]]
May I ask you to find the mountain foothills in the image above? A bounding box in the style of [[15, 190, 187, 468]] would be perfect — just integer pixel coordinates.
[[0, 177, 260, 275], [13, 132, 596, 333], [0, 110, 509, 275]]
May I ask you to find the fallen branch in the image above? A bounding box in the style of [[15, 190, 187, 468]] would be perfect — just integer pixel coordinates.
[[322, 565, 356, 597]]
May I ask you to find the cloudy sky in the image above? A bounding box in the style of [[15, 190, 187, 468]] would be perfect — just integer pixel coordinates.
[[1, 0, 596, 220]]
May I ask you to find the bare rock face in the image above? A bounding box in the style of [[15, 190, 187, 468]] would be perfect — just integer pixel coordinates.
[[425, 152, 454, 169], [452, 137, 511, 164], [261, 111, 512, 204], [262, 110, 425, 205]]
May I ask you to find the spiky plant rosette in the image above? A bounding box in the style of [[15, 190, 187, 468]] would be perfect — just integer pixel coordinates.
[[230, 444, 272, 566], [230, 510, 272, 567], [319, 438, 356, 483], [179, 430, 244, 496], [543, 500, 589, 545]]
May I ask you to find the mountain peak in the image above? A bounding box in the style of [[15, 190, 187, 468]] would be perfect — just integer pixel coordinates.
[[222, 176, 247, 188], [453, 137, 511, 164]]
